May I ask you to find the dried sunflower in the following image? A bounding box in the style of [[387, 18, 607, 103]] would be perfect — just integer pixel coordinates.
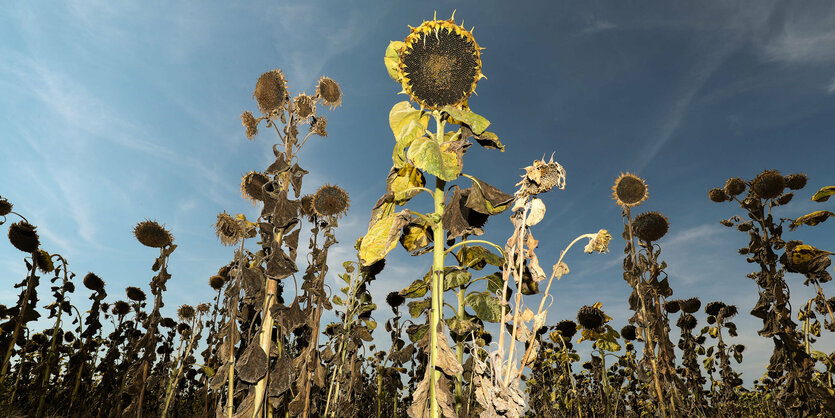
[[555, 320, 578, 340], [214, 211, 244, 246], [398, 12, 484, 110], [126, 286, 147, 302], [254, 69, 288, 116], [386, 291, 405, 308], [313, 184, 350, 218], [751, 169, 785, 200], [209, 275, 226, 291], [705, 301, 726, 316], [112, 301, 130, 316], [784, 173, 807, 190], [677, 314, 697, 331], [240, 171, 269, 204], [708, 188, 728, 203], [515, 155, 566, 198], [133, 220, 173, 248], [664, 299, 681, 313], [8, 221, 39, 253], [160, 317, 176, 328], [310, 115, 328, 137], [83, 273, 105, 293], [680, 297, 701, 314], [577, 305, 605, 330], [241, 111, 259, 140], [0, 197, 12, 216], [612, 172, 648, 208], [34, 249, 54, 273], [293, 92, 316, 122], [178, 304, 196, 321], [315, 76, 342, 110], [724, 177, 746, 196], [620, 325, 637, 341], [632, 211, 669, 242]]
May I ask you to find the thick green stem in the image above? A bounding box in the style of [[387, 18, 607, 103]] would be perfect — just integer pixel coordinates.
[[454, 287, 465, 415], [429, 111, 446, 418]]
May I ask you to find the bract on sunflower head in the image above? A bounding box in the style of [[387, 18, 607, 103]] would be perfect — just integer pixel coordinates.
[[398, 12, 484, 110], [612, 172, 648, 208]]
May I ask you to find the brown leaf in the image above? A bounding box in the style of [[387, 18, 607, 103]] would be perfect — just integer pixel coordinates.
[[268, 357, 295, 397], [265, 153, 290, 175], [235, 342, 268, 384], [464, 176, 513, 215], [266, 248, 298, 279], [289, 163, 308, 198]]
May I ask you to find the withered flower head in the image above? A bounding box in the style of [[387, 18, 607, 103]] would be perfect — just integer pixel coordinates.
[[612, 172, 648, 208], [584, 229, 612, 254], [310, 116, 328, 137], [398, 12, 483, 110], [776, 193, 793, 205], [515, 154, 566, 198], [708, 188, 728, 203], [386, 291, 405, 308], [8, 221, 39, 253], [218, 265, 231, 279], [254, 69, 288, 116], [31, 333, 47, 346], [632, 211, 669, 242], [313, 184, 350, 218], [196, 303, 210, 314], [735, 344, 746, 353], [240, 171, 269, 204], [83, 273, 105, 293], [300, 194, 316, 217], [620, 325, 637, 341], [112, 300, 131, 316], [241, 111, 259, 140], [293, 92, 316, 122], [664, 300, 681, 313], [705, 301, 726, 316], [178, 322, 191, 335], [177, 304, 195, 321], [0, 197, 12, 216], [209, 275, 226, 291], [680, 297, 701, 314], [677, 313, 697, 331], [34, 250, 54, 273], [126, 286, 147, 302], [133, 220, 173, 248], [64, 331, 75, 343], [214, 211, 243, 246], [720, 304, 738, 319], [555, 320, 578, 340], [751, 170, 785, 200], [784, 173, 807, 190], [724, 177, 746, 196], [577, 305, 605, 330], [316, 76, 342, 110], [160, 317, 176, 328]]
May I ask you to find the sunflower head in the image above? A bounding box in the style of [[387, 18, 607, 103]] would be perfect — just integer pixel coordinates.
[[315, 76, 342, 110], [310, 116, 328, 137], [386, 291, 405, 309], [664, 300, 681, 313], [160, 317, 176, 328], [612, 172, 648, 208], [113, 301, 131, 316], [555, 320, 578, 340], [241, 111, 259, 140], [240, 171, 269, 204], [620, 325, 637, 341], [209, 275, 226, 291], [784, 173, 807, 190], [126, 286, 147, 302], [313, 184, 350, 218], [177, 304, 196, 321], [680, 297, 701, 314], [254, 69, 289, 116], [133, 220, 173, 248], [751, 170, 785, 200], [34, 250, 54, 274], [83, 272, 106, 293], [705, 301, 726, 317], [577, 305, 606, 330], [724, 177, 746, 196], [8, 221, 39, 253], [708, 188, 729, 203], [0, 197, 12, 217], [632, 211, 669, 242], [214, 211, 243, 246], [677, 314, 697, 331], [398, 12, 484, 110], [293, 93, 316, 122]]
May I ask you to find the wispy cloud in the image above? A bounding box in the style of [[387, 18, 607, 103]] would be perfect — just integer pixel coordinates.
[[581, 20, 616, 34], [828, 75, 835, 94]]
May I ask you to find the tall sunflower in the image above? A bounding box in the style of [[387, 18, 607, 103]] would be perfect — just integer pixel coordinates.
[[398, 12, 484, 110]]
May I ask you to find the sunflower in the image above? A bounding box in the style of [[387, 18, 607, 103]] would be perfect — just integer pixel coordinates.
[[214, 211, 244, 246], [293, 92, 316, 122], [398, 12, 484, 110], [0, 197, 12, 216], [209, 275, 226, 291], [632, 211, 669, 242], [750, 170, 785, 200], [315, 77, 342, 110], [240, 171, 269, 204], [241, 111, 259, 140], [8, 221, 39, 253], [177, 304, 196, 321], [133, 220, 173, 248], [126, 286, 147, 302], [83, 273, 106, 293], [313, 184, 350, 218], [34, 250, 54, 273], [577, 305, 605, 330], [612, 172, 648, 208], [253, 69, 288, 116]]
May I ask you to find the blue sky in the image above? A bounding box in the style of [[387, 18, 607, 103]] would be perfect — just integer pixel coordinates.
[[2, 1, 834, 385]]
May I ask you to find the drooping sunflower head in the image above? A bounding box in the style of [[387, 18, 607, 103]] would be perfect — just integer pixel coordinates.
[[8, 221, 39, 253], [241, 111, 259, 140], [632, 211, 669, 242], [315, 76, 342, 110], [577, 305, 606, 330], [126, 286, 147, 302], [83, 272, 106, 293], [293, 92, 316, 122], [612, 172, 648, 208], [209, 275, 226, 291], [177, 304, 196, 321], [751, 169, 785, 200], [240, 171, 269, 204], [34, 250, 54, 274], [313, 184, 350, 218], [0, 196, 12, 216], [253, 69, 289, 116], [398, 12, 484, 110], [133, 220, 173, 248], [680, 297, 701, 314], [620, 325, 637, 341], [214, 211, 243, 246], [112, 300, 131, 316]]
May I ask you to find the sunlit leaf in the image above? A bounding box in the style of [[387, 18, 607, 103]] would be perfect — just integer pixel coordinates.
[[465, 292, 503, 322], [442, 105, 490, 135], [384, 41, 404, 82], [811, 186, 835, 202], [359, 210, 411, 266]]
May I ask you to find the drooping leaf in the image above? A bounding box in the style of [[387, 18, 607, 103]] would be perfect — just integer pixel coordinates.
[[359, 210, 411, 266], [811, 186, 835, 202], [387, 164, 426, 205], [384, 41, 404, 82], [399, 278, 430, 299], [442, 105, 490, 135], [446, 317, 480, 335], [483, 272, 511, 301], [235, 342, 268, 384], [406, 323, 430, 343], [466, 292, 503, 323], [791, 210, 835, 230], [408, 297, 432, 318], [389, 101, 428, 142], [458, 245, 504, 270], [461, 125, 504, 151], [399, 218, 433, 254], [443, 186, 488, 239], [464, 176, 514, 215], [443, 269, 472, 291]]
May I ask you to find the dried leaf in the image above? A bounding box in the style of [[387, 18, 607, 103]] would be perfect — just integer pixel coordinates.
[[359, 210, 411, 266], [525, 198, 546, 226], [235, 342, 268, 384]]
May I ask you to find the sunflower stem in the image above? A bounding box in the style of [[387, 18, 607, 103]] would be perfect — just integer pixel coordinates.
[[429, 110, 446, 418]]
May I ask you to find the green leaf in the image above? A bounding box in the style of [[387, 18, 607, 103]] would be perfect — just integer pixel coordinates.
[[359, 210, 411, 266], [483, 272, 511, 301], [408, 298, 431, 318], [406, 323, 429, 343], [332, 295, 344, 306], [444, 269, 472, 291], [811, 186, 835, 202], [407, 136, 462, 181], [465, 292, 503, 323], [389, 101, 428, 142], [459, 245, 504, 270], [399, 219, 432, 253], [597, 338, 621, 353], [384, 41, 404, 82], [446, 317, 480, 335], [399, 278, 429, 299], [442, 106, 490, 135], [201, 365, 215, 378]]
